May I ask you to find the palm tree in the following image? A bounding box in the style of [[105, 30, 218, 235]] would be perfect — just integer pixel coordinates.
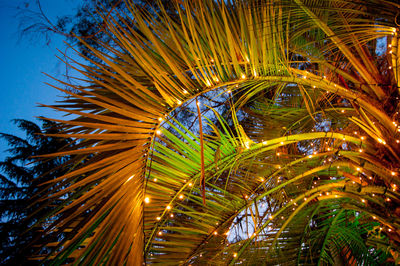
[[31, 0, 400, 264], [0, 119, 71, 265]]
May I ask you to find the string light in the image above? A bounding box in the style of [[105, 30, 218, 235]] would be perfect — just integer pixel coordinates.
[[144, 197, 150, 204], [166, 205, 171, 210], [158, 231, 162, 236], [158, 117, 163, 122], [359, 149, 363, 153], [260, 177, 265, 182], [170, 214, 174, 218], [183, 89, 188, 94], [386, 198, 391, 202], [179, 194, 184, 199], [241, 73, 246, 79], [233, 253, 237, 258], [188, 182, 193, 187], [361, 199, 366, 203], [153, 178, 157, 182], [177, 100, 182, 105], [361, 136, 365, 140], [391, 171, 396, 176], [156, 129, 162, 135], [377, 138, 386, 145], [213, 231, 218, 235], [156, 217, 161, 221]]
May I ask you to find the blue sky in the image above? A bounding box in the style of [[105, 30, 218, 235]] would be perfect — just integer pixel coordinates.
[[0, 0, 79, 159]]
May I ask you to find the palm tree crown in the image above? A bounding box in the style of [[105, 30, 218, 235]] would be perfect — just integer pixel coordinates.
[[30, 0, 400, 264]]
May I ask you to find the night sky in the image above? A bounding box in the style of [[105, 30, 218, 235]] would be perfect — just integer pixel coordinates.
[[0, 0, 80, 160]]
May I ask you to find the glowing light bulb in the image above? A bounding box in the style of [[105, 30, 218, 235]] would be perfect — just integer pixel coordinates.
[[170, 214, 174, 218], [179, 194, 184, 199], [144, 197, 150, 204], [392, 172, 396, 176], [166, 205, 171, 210], [158, 231, 162, 236], [188, 182, 193, 187], [156, 217, 161, 221], [156, 129, 162, 135], [213, 231, 218, 235], [378, 138, 384, 143], [361, 199, 366, 203], [359, 149, 363, 153], [158, 117, 163, 122], [233, 253, 237, 258], [241, 73, 246, 79], [177, 100, 182, 105]]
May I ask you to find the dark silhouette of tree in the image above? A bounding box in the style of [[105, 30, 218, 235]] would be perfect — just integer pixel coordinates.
[[0, 119, 71, 265]]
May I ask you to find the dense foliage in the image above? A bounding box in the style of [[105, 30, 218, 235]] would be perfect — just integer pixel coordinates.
[[23, 0, 400, 264], [0, 120, 70, 265]]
